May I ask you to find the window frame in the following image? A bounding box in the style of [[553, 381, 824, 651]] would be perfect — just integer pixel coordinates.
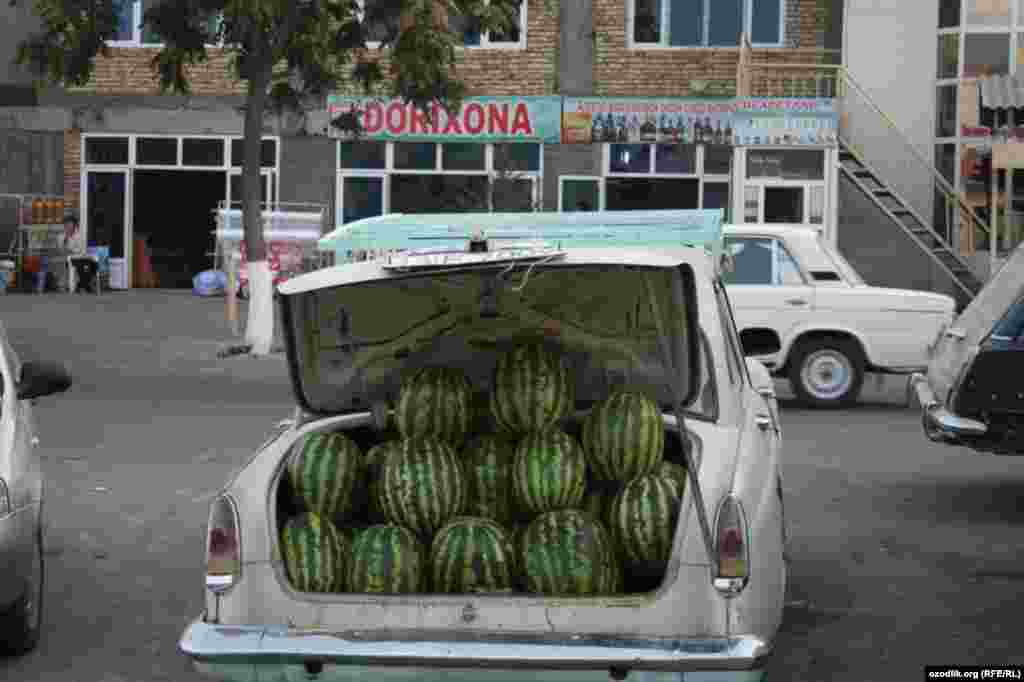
[[627, 0, 786, 50], [722, 235, 808, 286], [452, 0, 528, 49]]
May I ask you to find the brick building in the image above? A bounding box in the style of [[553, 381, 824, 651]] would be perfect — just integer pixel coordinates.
[[2, 0, 844, 289]]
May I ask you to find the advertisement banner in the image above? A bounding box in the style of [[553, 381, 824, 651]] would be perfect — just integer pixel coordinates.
[[327, 95, 562, 144], [561, 97, 838, 146]]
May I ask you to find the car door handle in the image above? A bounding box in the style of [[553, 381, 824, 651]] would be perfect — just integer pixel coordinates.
[[31, 437, 39, 447], [785, 298, 808, 306], [756, 414, 773, 431]]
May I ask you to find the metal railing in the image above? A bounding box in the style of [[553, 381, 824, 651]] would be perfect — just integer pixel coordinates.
[[740, 45, 995, 261]]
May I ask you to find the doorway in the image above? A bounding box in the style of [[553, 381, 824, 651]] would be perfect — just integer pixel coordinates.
[[764, 186, 805, 223], [605, 178, 699, 211], [133, 170, 227, 288]]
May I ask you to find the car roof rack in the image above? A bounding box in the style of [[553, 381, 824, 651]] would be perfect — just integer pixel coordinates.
[[318, 209, 725, 273]]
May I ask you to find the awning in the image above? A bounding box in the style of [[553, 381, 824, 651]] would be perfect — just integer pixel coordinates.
[[979, 74, 1024, 109]]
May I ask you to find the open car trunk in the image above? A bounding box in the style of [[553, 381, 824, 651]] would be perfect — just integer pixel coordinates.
[[268, 252, 729, 640]]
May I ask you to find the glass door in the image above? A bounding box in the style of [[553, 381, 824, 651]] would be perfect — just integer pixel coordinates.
[[85, 170, 131, 285], [340, 176, 385, 224]]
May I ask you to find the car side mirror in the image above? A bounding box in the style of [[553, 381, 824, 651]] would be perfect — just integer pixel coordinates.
[[17, 361, 72, 400], [739, 328, 781, 357]]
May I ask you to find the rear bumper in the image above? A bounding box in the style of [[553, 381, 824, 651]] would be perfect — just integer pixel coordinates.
[[909, 373, 988, 445], [180, 618, 772, 681]]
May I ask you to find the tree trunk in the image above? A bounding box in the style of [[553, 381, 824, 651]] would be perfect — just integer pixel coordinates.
[[242, 56, 274, 355]]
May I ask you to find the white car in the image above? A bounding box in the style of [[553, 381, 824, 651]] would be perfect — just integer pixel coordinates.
[[179, 210, 788, 682], [721, 225, 957, 408]]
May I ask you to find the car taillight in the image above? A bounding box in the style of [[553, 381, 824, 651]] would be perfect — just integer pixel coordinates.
[[713, 495, 749, 596], [205, 494, 241, 594]]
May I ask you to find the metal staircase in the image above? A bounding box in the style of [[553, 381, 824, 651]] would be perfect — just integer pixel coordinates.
[[837, 138, 985, 301]]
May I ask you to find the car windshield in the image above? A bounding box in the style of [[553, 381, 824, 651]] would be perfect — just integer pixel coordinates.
[[282, 262, 702, 416]]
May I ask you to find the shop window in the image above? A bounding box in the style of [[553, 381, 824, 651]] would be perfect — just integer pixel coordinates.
[[963, 33, 1010, 77], [937, 34, 959, 79], [634, 0, 784, 47], [704, 145, 732, 175], [966, 0, 1009, 26], [493, 178, 535, 211], [493, 143, 541, 172], [231, 139, 277, 168], [936, 85, 958, 138], [655, 144, 696, 174], [609, 144, 651, 173], [702, 182, 730, 214], [939, 0, 961, 28], [442, 143, 486, 171], [136, 137, 178, 166], [391, 175, 489, 212], [606, 178, 699, 210], [746, 149, 824, 181], [342, 177, 384, 224], [109, 0, 220, 45], [394, 142, 438, 171], [450, 0, 525, 47], [85, 137, 130, 165], [763, 186, 804, 223], [182, 138, 225, 167], [560, 178, 601, 211], [229, 173, 270, 206], [338, 141, 386, 170]]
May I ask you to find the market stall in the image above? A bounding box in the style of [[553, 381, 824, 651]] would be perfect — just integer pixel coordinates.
[[0, 193, 76, 293]]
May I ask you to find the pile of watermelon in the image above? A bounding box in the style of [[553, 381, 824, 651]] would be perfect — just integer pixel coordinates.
[[279, 342, 687, 596]]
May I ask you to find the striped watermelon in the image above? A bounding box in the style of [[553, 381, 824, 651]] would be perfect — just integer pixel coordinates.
[[287, 431, 362, 520], [349, 524, 425, 594], [659, 460, 687, 497], [581, 487, 618, 527], [521, 509, 619, 596], [363, 440, 402, 524], [395, 367, 474, 447], [430, 517, 516, 594], [490, 343, 574, 434], [608, 473, 682, 565], [281, 512, 350, 593], [379, 438, 466, 537], [513, 429, 587, 515], [463, 434, 517, 526], [582, 391, 665, 482]]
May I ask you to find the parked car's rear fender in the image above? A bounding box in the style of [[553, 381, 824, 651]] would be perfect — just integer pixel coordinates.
[[777, 326, 873, 372]]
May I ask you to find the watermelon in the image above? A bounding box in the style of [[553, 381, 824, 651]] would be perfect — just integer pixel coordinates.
[[490, 343, 574, 434], [395, 366, 474, 447], [581, 487, 618, 527], [659, 460, 687, 497], [521, 509, 619, 596], [349, 524, 426, 594], [287, 431, 362, 520], [513, 429, 587, 515], [463, 434, 517, 526], [430, 517, 517, 594], [379, 438, 466, 537], [281, 512, 350, 593], [582, 391, 665, 482], [363, 440, 402, 523], [608, 473, 682, 565]]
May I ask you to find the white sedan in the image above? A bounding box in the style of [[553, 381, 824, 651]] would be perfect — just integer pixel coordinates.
[[179, 210, 788, 682], [721, 225, 957, 408]]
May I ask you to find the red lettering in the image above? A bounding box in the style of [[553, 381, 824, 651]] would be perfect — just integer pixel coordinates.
[[510, 102, 533, 136], [465, 103, 486, 134], [409, 106, 429, 133], [443, 108, 464, 135], [386, 102, 407, 134], [363, 102, 384, 134], [487, 103, 509, 134], [431, 102, 443, 134]]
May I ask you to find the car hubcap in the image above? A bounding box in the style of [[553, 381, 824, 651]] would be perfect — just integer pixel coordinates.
[[801, 349, 853, 401]]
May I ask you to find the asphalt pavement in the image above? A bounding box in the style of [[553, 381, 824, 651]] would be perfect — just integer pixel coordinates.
[[0, 289, 1022, 682]]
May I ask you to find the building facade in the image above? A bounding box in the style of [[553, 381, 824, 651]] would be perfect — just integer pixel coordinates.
[[1, 0, 845, 289]]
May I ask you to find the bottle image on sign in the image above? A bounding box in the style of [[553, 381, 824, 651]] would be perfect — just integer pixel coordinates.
[[640, 115, 657, 142], [628, 115, 641, 142], [591, 113, 602, 143]]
